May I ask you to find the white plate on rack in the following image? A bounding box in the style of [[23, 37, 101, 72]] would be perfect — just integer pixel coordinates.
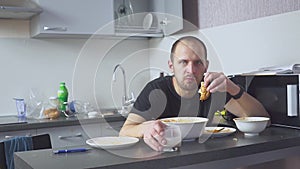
[[86, 136, 139, 149], [204, 127, 236, 137], [143, 13, 153, 30]]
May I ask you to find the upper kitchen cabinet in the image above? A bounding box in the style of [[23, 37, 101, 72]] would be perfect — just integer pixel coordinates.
[[30, 0, 114, 38], [30, 0, 183, 38], [114, 0, 183, 37], [0, 0, 42, 19]]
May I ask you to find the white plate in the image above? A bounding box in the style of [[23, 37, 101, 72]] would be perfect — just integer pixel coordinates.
[[143, 13, 153, 30], [86, 136, 139, 149], [204, 127, 236, 137]]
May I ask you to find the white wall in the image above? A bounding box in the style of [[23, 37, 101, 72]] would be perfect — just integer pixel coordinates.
[[149, 10, 300, 76], [0, 20, 149, 116], [201, 10, 300, 75]]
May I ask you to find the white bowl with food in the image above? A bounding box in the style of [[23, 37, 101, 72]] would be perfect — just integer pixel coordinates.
[[233, 117, 270, 136], [161, 117, 209, 140]]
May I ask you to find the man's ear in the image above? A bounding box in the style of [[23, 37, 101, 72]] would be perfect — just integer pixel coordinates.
[[168, 60, 174, 73]]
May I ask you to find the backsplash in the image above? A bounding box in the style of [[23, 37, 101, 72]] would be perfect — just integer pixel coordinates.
[[0, 33, 149, 115]]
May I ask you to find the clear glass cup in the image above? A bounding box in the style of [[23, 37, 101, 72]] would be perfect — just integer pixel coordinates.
[[14, 98, 26, 118], [162, 125, 182, 152]]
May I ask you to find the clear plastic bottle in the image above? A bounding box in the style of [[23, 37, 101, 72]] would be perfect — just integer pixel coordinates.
[[57, 82, 68, 115]]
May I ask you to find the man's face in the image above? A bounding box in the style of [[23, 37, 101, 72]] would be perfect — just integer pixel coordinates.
[[169, 40, 208, 91]]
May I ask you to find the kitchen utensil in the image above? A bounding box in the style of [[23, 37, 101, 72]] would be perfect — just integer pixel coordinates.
[[213, 127, 225, 133], [204, 127, 236, 137]]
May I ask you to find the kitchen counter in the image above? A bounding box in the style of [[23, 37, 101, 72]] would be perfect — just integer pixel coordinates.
[[0, 114, 126, 132], [14, 126, 300, 169]]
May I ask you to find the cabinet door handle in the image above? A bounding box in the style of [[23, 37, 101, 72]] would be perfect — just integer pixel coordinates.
[[5, 134, 32, 139], [58, 133, 82, 139], [5, 136, 14, 139], [43, 26, 67, 32]]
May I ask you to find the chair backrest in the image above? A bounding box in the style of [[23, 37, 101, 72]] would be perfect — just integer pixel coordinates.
[[0, 134, 52, 169]]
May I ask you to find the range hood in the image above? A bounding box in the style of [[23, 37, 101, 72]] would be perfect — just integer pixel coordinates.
[[0, 0, 42, 19]]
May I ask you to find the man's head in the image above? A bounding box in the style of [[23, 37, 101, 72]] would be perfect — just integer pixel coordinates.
[[168, 36, 209, 95], [170, 36, 207, 62]]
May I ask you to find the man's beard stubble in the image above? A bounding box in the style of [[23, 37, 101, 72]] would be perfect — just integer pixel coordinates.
[[177, 75, 199, 92]]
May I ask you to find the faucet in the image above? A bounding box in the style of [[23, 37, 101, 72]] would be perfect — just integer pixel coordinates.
[[112, 64, 135, 108]]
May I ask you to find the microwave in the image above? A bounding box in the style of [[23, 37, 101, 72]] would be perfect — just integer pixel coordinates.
[[230, 74, 300, 128]]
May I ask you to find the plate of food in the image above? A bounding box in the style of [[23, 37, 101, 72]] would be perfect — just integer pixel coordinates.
[[86, 136, 139, 149], [204, 127, 236, 137]]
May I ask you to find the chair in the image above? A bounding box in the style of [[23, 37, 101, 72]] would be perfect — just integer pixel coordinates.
[[0, 134, 52, 169]]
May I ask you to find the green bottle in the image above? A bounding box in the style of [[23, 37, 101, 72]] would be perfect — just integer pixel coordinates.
[[57, 82, 68, 113]]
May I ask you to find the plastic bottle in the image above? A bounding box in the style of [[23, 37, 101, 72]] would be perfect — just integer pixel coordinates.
[[57, 82, 68, 115]]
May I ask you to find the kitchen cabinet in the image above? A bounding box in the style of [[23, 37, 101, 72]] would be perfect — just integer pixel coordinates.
[[36, 125, 90, 149], [36, 121, 123, 148], [30, 0, 114, 38], [0, 129, 36, 140], [0, 115, 125, 149], [0, 0, 42, 20], [30, 0, 182, 38]]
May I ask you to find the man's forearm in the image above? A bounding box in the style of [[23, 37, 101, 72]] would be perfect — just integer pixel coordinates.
[[119, 113, 147, 138], [119, 124, 144, 138], [224, 92, 270, 117]]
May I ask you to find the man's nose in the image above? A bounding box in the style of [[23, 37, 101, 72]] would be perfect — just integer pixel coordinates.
[[186, 62, 196, 73]]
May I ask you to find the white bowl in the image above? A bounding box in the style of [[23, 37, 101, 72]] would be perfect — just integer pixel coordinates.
[[233, 117, 270, 136], [160, 117, 208, 140]]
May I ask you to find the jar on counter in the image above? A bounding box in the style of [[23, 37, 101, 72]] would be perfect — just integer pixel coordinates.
[[43, 97, 60, 120]]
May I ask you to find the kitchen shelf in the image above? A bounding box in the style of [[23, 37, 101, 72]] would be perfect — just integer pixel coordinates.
[[114, 25, 163, 37]]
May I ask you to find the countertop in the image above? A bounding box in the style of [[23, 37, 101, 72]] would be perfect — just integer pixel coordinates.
[[14, 126, 300, 169], [0, 114, 126, 132]]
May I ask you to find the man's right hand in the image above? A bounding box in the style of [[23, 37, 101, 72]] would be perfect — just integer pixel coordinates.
[[119, 113, 169, 151], [142, 120, 167, 151]]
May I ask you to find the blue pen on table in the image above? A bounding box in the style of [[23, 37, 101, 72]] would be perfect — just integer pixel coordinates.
[[53, 148, 89, 154]]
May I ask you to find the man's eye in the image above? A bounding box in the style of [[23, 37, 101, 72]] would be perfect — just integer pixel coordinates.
[[180, 60, 188, 65], [196, 60, 203, 65]]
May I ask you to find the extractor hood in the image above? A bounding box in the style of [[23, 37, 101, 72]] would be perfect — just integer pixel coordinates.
[[0, 0, 42, 19]]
